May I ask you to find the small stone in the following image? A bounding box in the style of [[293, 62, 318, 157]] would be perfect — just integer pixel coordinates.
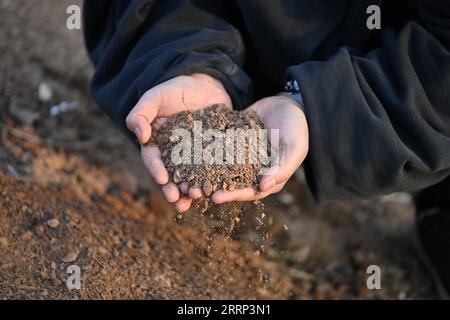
[[38, 82, 53, 103], [283, 224, 289, 231], [112, 236, 121, 245], [47, 218, 60, 228], [21, 231, 33, 241], [50, 262, 57, 270], [126, 240, 133, 249], [36, 225, 45, 235], [202, 180, 213, 197], [62, 251, 78, 263], [97, 246, 109, 256], [0, 237, 9, 247], [173, 170, 181, 184]]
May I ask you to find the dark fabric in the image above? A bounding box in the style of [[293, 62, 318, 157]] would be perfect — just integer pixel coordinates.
[[415, 177, 450, 212], [84, 0, 450, 201], [416, 207, 450, 296]]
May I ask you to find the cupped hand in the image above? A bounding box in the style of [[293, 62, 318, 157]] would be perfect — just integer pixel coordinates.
[[211, 95, 309, 204], [126, 73, 232, 212]]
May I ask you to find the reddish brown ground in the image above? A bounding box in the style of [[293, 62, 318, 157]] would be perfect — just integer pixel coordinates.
[[0, 0, 437, 299]]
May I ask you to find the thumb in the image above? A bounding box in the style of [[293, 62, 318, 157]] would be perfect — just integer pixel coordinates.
[[126, 89, 161, 144], [259, 140, 307, 192]]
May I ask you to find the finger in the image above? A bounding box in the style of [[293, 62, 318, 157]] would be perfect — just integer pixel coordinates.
[[162, 183, 180, 203], [259, 141, 307, 192], [126, 89, 161, 143], [141, 145, 169, 185], [211, 183, 284, 204], [189, 187, 204, 199], [211, 187, 256, 203], [175, 196, 192, 213], [179, 182, 189, 195]]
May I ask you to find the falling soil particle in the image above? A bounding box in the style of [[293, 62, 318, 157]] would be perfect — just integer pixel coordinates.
[[151, 104, 271, 237]]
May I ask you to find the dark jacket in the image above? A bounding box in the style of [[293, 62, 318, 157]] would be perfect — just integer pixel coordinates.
[[84, 0, 450, 201]]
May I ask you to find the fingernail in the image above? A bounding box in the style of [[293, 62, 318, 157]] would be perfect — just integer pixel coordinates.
[[210, 195, 221, 204], [261, 179, 275, 192], [135, 126, 143, 142]]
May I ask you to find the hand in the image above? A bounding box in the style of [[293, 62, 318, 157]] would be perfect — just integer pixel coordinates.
[[211, 95, 309, 203], [126, 73, 232, 212]]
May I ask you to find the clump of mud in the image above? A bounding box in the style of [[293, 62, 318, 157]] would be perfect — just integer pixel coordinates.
[[152, 104, 266, 197]]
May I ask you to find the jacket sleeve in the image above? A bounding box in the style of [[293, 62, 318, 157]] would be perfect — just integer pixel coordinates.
[[287, 0, 450, 200], [83, 0, 252, 139]]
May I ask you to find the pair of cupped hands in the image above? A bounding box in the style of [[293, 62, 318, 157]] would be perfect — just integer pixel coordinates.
[[126, 73, 309, 212]]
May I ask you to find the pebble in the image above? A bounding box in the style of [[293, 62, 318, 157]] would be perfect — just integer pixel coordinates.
[[21, 231, 33, 241], [47, 218, 60, 228], [38, 82, 53, 103], [126, 240, 133, 249], [62, 251, 78, 263], [173, 170, 181, 184], [112, 236, 121, 245], [36, 225, 46, 235], [97, 246, 109, 256], [0, 237, 9, 247], [202, 180, 213, 197]]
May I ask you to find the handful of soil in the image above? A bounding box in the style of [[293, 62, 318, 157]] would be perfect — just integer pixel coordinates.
[[151, 104, 267, 197]]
